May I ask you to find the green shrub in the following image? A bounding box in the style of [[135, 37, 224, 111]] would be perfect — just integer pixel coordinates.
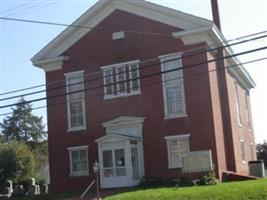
[[197, 171, 218, 185], [177, 177, 195, 187]]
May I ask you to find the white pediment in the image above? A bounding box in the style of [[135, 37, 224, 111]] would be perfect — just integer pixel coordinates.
[[102, 116, 145, 138], [31, 0, 213, 68]]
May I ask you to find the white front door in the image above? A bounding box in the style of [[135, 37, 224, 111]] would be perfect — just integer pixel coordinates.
[[98, 137, 144, 189], [101, 148, 128, 188]]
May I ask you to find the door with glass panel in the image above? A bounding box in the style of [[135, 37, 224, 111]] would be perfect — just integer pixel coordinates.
[[102, 148, 128, 188]]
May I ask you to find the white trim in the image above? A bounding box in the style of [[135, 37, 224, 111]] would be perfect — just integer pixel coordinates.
[[234, 79, 242, 127], [240, 139, 246, 163], [102, 116, 146, 128], [64, 70, 85, 77], [164, 134, 190, 140], [102, 60, 141, 99], [129, 63, 141, 93], [65, 71, 87, 132], [103, 68, 114, 97], [172, 25, 255, 89], [160, 52, 187, 119], [116, 65, 127, 95], [68, 146, 89, 177], [32, 56, 69, 72], [101, 60, 140, 70], [67, 145, 89, 151]]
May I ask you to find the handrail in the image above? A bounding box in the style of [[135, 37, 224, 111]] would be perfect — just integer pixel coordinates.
[[80, 180, 96, 199]]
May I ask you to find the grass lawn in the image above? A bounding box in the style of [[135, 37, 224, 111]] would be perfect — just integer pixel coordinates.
[[105, 178, 267, 200]]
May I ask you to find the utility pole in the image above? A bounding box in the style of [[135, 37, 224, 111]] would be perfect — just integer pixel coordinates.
[[210, 0, 236, 173]]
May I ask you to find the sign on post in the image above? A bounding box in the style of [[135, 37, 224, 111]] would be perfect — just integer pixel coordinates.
[[181, 150, 212, 173]]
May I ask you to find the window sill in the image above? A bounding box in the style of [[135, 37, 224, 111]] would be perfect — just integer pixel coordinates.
[[67, 126, 87, 133], [69, 172, 89, 177], [238, 122, 242, 128], [164, 113, 187, 120], [168, 166, 181, 169], [104, 91, 141, 100]]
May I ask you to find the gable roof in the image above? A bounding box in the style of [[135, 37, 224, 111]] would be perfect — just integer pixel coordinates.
[[31, 0, 213, 65]]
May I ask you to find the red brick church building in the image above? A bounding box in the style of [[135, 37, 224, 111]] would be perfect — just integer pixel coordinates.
[[32, 0, 256, 193]]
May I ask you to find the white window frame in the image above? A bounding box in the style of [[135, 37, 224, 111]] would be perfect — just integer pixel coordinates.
[[103, 68, 114, 98], [234, 80, 242, 127], [101, 60, 141, 99], [65, 70, 87, 132], [129, 63, 141, 94], [240, 139, 246, 164], [67, 145, 89, 177], [164, 134, 190, 169], [245, 92, 253, 131], [160, 52, 187, 119], [116, 65, 127, 95]]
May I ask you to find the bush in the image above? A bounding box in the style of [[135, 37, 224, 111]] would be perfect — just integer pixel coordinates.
[[139, 176, 165, 187], [0, 140, 35, 191], [176, 177, 195, 187], [197, 171, 218, 186]]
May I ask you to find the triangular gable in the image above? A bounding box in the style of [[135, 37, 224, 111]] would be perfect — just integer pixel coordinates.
[[31, 0, 213, 66]]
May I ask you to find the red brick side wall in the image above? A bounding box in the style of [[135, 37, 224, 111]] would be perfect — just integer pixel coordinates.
[[225, 70, 256, 175]]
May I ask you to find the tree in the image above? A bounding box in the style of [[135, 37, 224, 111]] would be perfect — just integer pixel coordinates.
[[0, 98, 46, 142], [0, 140, 35, 189], [256, 141, 267, 167]]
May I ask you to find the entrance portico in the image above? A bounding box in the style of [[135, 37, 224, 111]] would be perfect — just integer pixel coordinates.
[[95, 116, 145, 189]]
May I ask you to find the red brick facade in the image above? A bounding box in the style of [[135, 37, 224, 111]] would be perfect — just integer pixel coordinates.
[[44, 10, 255, 193]]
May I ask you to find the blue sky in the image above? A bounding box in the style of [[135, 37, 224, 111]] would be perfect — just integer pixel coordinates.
[[0, 0, 266, 143]]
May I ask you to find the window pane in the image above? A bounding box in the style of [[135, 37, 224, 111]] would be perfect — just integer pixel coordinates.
[[104, 70, 113, 95], [115, 149, 125, 167], [68, 75, 83, 101], [70, 102, 84, 128], [167, 137, 189, 168], [71, 149, 88, 174], [130, 64, 139, 91], [103, 150, 113, 168], [162, 58, 185, 116], [117, 66, 126, 93]]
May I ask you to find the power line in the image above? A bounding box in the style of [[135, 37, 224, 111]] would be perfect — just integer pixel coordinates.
[[0, 45, 266, 110], [1, 32, 267, 102], [0, 15, 266, 96], [0, 16, 172, 37], [1, 56, 266, 117]]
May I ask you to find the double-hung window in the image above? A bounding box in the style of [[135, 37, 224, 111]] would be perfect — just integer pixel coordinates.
[[234, 80, 242, 126], [245, 92, 252, 130], [240, 139, 246, 163], [102, 60, 140, 99], [160, 53, 186, 119], [165, 135, 190, 168], [68, 146, 89, 176], [65, 71, 86, 131]]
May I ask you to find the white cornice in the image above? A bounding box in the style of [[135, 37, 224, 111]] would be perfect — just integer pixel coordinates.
[[102, 116, 146, 128], [32, 56, 69, 72], [172, 25, 255, 89]]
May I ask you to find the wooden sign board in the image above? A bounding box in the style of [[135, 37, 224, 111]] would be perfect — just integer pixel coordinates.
[[181, 150, 212, 173]]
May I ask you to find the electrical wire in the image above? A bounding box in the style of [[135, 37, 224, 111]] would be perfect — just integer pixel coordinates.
[[0, 32, 266, 102], [0, 56, 266, 117], [0, 45, 266, 110]]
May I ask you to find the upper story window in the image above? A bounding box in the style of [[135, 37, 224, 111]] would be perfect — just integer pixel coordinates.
[[65, 71, 86, 131], [160, 53, 186, 119], [102, 60, 141, 99], [240, 139, 246, 163], [234, 80, 242, 126], [68, 146, 89, 176], [164, 134, 190, 169], [245, 92, 253, 130]]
